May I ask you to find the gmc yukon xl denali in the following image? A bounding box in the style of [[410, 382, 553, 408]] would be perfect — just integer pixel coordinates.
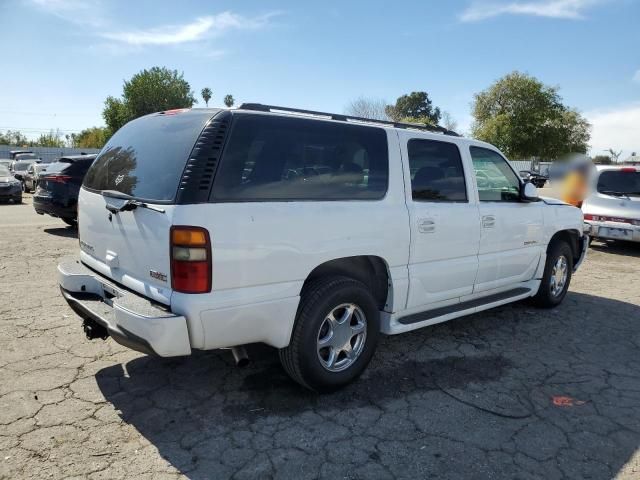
[[58, 104, 588, 391]]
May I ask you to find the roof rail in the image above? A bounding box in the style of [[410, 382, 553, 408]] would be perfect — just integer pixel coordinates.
[[238, 103, 460, 136]]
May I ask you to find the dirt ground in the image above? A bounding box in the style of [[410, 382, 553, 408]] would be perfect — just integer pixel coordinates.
[[1, 193, 640, 479]]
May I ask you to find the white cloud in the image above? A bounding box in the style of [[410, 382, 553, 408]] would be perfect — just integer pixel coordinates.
[[101, 12, 278, 46], [28, 0, 106, 27], [460, 0, 603, 22], [585, 103, 640, 157]]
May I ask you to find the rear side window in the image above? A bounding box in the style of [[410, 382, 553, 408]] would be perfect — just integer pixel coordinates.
[[83, 110, 215, 202], [408, 139, 467, 202], [211, 114, 389, 201]]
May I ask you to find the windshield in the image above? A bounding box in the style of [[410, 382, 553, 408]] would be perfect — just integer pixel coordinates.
[[0, 166, 10, 176], [14, 162, 31, 171], [83, 109, 216, 202], [597, 170, 640, 196]]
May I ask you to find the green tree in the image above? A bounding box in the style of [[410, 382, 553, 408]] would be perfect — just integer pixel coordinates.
[[103, 67, 197, 134], [75, 127, 110, 149], [385, 91, 442, 125], [471, 71, 590, 159], [201, 87, 212, 107], [0, 130, 28, 146], [223, 94, 235, 108], [31, 130, 65, 147]]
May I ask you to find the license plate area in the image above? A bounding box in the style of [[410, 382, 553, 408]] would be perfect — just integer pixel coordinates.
[[599, 227, 633, 239], [100, 282, 122, 306]]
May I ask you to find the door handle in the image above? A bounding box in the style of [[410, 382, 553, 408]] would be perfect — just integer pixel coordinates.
[[482, 215, 496, 228], [418, 218, 436, 234]]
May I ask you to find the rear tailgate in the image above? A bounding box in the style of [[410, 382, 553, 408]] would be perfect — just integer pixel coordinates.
[[78, 190, 176, 304], [78, 108, 221, 305]]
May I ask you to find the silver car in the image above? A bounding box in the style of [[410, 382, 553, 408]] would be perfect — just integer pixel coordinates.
[[582, 166, 640, 243]]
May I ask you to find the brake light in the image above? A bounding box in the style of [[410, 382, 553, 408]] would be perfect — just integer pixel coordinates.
[[621, 167, 637, 172], [170, 226, 211, 293], [47, 175, 72, 183]]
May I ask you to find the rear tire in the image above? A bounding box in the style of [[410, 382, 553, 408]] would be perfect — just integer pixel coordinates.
[[279, 276, 380, 392], [62, 218, 77, 227], [531, 241, 573, 308], [13, 195, 22, 204]]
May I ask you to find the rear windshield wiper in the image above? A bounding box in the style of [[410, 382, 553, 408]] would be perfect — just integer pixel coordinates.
[[599, 190, 630, 199], [102, 190, 165, 214]]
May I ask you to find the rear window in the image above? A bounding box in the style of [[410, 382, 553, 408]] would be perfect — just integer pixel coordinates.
[[211, 114, 389, 201], [45, 159, 93, 175], [83, 110, 216, 202], [597, 170, 640, 196]]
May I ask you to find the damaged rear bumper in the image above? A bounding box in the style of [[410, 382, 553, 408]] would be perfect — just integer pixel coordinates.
[[58, 258, 191, 357]]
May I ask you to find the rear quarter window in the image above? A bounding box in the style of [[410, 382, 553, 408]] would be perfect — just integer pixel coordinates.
[[211, 114, 389, 201]]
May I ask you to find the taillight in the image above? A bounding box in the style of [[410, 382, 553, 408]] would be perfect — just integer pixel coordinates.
[[47, 175, 72, 183], [584, 213, 640, 225], [170, 226, 212, 293]]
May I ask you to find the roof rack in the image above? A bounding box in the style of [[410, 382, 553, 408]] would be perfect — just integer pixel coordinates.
[[238, 103, 460, 136]]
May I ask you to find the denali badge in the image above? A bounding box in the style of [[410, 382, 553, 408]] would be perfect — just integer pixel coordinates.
[[115, 174, 125, 186], [150, 270, 167, 282]]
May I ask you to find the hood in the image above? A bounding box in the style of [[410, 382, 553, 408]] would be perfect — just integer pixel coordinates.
[[0, 175, 18, 182], [539, 196, 570, 206]]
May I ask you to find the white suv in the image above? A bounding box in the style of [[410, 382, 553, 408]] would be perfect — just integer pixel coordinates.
[[58, 104, 588, 391]]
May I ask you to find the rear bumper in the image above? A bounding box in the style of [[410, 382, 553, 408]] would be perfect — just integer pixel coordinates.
[[33, 195, 76, 219], [58, 258, 192, 357], [585, 221, 640, 243]]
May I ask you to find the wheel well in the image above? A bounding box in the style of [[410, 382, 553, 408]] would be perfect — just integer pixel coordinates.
[[548, 230, 581, 265], [302, 256, 391, 310]]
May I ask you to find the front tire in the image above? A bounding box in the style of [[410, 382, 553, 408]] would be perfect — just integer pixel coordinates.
[[531, 241, 573, 308], [279, 276, 380, 392]]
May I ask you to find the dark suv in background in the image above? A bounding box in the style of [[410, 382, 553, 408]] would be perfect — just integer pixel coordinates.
[[33, 154, 96, 226]]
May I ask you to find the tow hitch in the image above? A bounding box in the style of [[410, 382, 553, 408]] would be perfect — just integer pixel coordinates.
[[83, 319, 108, 340]]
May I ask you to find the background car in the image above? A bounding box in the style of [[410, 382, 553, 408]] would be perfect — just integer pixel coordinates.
[[9, 160, 35, 189], [33, 154, 96, 226], [0, 165, 23, 203], [583, 166, 640, 243], [0, 160, 12, 169], [13, 152, 40, 163], [23, 163, 48, 192], [519, 170, 548, 188]]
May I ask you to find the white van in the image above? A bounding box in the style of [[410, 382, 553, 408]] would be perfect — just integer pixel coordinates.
[[58, 104, 588, 391]]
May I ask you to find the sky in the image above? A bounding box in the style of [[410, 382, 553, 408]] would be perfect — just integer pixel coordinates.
[[0, 0, 638, 158]]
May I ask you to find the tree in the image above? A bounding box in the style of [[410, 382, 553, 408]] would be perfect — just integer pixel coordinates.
[[31, 130, 65, 147], [440, 111, 458, 131], [224, 94, 235, 108], [103, 67, 197, 134], [606, 148, 622, 163], [471, 71, 590, 159], [0, 130, 29, 146], [201, 87, 212, 107], [385, 91, 442, 125], [75, 127, 110, 149], [345, 97, 388, 120]]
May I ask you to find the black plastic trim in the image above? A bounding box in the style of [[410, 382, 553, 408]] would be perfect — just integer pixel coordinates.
[[398, 287, 531, 325], [177, 110, 232, 204]]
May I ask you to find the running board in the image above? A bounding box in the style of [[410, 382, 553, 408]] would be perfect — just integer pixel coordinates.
[[398, 287, 532, 325]]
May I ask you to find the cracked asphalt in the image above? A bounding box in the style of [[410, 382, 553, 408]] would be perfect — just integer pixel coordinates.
[[2, 193, 640, 479]]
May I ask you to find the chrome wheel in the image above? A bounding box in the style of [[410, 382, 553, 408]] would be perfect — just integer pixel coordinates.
[[550, 255, 568, 297], [316, 303, 367, 372]]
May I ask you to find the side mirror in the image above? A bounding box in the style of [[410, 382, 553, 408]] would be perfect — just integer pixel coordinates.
[[520, 182, 539, 202]]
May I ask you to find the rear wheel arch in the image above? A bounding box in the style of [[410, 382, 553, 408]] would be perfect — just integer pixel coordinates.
[[301, 255, 392, 311]]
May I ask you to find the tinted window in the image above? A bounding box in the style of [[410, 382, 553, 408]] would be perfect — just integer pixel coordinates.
[[597, 170, 640, 196], [470, 147, 520, 202], [83, 110, 215, 201], [212, 114, 388, 201], [408, 139, 467, 202]]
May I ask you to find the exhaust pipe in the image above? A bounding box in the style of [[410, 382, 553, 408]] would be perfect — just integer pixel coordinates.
[[230, 346, 250, 367]]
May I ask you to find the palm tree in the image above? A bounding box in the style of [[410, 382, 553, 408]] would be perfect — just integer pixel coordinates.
[[224, 94, 235, 108], [201, 87, 212, 107]]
